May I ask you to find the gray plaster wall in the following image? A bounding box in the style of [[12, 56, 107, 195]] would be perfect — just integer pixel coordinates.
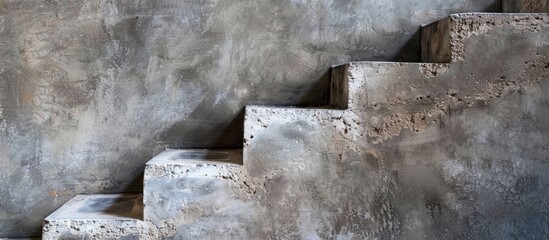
[[0, 0, 500, 237]]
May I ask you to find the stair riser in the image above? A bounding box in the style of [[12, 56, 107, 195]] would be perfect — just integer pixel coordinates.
[[144, 164, 257, 238]]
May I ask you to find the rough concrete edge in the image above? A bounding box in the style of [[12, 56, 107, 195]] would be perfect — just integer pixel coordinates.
[[449, 13, 549, 61], [42, 219, 150, 240], [420, 13, 549, 63], [143, 148, 245, 182], [144, 161, 245, 179], [42, 194, 147, 239]]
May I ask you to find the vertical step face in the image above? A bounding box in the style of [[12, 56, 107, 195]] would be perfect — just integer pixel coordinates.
[[42, 194, 149, 240], [421, 17, 451, 63], [244, 106, 387, 238], [329, 64, 349, 109], [143, 149, 259, 239]]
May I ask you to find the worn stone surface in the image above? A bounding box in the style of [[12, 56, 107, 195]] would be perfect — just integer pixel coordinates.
[[42, 194, 149, 239], [0, 0, 503, 236]]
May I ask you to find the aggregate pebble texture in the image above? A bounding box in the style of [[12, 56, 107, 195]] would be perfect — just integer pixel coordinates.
[[0, 0, 503, 236], [43, 13, 549, 239]]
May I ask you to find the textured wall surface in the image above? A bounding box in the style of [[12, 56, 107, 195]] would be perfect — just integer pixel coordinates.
[[0, 0, 501, 237], [41, 13, 547, 240]]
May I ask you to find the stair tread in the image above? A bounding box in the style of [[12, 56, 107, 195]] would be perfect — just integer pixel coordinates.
[[45, 194, 143, 221], [146, 149, 242, 166]]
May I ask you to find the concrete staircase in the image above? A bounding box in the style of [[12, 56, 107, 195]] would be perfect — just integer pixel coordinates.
[[43, 6, 549, 240]]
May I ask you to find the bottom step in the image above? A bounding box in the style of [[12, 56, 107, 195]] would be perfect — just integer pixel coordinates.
[[43, 194, 149, 240]]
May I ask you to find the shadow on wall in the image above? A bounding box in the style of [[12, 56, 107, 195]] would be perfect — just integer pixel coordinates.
[[153, 0, 504, 147], [392, 1, 501, 62], [157, 69, 332, 149], [0, 0, 507, 237], [113, 69, 332, 197]]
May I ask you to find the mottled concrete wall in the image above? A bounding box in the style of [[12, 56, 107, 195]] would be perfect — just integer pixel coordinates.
[[0, 0, 499, 237]]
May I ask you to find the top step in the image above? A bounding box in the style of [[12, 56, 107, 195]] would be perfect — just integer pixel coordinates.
[[421, 13, 549, 63]]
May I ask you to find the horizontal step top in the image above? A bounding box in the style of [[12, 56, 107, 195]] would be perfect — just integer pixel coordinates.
[[145, 149, 242, 166], [449, 12, 549, 18], [144, 149, 245, 179], [45, 194, 143, 221]]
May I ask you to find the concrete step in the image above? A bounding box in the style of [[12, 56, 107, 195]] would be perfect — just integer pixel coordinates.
[[421, 13, 549, 63], [331, 14, 549, 121], [42, 194, 149, 239], [143, 149, 258, 239]]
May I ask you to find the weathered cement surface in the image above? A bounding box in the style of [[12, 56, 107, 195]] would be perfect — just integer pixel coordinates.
[[43, 13, 549, 239], [42, 194, 149, 239], [0, 0, 502, 236], [143, 149, 256, 239]]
